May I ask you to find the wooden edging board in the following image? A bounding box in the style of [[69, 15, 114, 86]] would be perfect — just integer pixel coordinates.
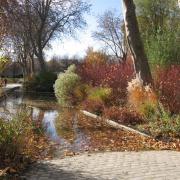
[[80, 110, 151, 138]]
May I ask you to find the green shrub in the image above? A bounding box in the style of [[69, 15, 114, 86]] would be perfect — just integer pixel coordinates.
[[1, 113, 24, 140], [87, 87, 111, 103], [142, 103, 156, 119], [24, 71, 57, 92], [138, 103, 180, 138], [0, 112, 37, 164], [54, 64, 81, 106], [149, 115, 180, 138], [81, 87, 112, 115]]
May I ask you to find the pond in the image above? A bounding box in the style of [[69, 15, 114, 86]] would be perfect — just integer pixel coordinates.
[[1, 89, 167, 154], [0, 89, 90, 157]]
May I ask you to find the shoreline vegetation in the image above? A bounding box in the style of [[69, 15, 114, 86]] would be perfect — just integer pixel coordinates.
[[0, 111, 53, 178]]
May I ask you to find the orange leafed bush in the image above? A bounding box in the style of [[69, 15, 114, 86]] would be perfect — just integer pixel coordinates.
[[82, 99, 105, 115], [103, 106, 145, 125]]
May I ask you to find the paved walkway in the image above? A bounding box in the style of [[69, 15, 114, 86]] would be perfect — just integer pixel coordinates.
[[22, 151, 180, 180]]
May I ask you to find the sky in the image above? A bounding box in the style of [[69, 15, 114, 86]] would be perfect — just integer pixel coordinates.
[[45, 0, 123, 60]]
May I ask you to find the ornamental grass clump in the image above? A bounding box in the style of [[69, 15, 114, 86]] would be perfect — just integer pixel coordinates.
[[54, 64, 81, 106], [127, 74, 158, 118]]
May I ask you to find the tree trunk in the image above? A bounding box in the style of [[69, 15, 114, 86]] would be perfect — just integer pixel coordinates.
[[31, 57, 35, 76], [37, 49, 47, 72], [29, 53, 35, 77], [122, 0, 153, 85]]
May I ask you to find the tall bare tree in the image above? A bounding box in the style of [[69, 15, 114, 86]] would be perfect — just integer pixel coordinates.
[[122, 0, 153, 85], [0, 0, 90, 72], [0, 0, 35, 76], [25, 0, 90, 71], [93, 10, 127, 62]]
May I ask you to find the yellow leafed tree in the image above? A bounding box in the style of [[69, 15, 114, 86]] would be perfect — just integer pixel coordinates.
[[85, 47, 109, 65]]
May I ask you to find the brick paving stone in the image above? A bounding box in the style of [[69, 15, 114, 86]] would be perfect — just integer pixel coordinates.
[[22, 151, 180, 180]]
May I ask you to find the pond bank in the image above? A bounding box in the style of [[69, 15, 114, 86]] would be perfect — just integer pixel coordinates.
[[81, 110, 151, 138], [0, 84, 22, 100]]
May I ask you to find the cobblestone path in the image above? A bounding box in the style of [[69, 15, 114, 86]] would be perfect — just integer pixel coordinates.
[[22, 151, 180, 180]]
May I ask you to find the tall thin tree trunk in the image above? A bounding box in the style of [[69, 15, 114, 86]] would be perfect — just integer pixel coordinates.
[[31, 57, 35, 76], [122, 0, 153, 85], [29, 53, 35, 77], [38, 50, 47, 72]]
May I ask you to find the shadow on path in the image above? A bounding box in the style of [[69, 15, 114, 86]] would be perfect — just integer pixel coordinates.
[[21, 162, 98, 180], [21, 151, 180, 180]]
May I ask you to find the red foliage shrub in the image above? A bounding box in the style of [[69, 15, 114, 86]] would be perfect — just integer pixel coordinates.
[[82, 99, 105, 115], [77, 59, 134, 105], [103, 106, 145, 125], [155, 65, 180, 114]]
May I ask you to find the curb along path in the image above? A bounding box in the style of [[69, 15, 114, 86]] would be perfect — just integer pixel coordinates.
[[22, 151, 180, 180]]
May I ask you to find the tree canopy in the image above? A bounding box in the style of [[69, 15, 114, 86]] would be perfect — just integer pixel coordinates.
[[0, 0, 90, 73], [134, 0, 180, 65]]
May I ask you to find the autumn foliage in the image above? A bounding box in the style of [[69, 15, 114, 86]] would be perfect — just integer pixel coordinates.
[[155, 65, 180, 114], [77, 58, 134, 105], [84, 47, 109, 65], [0, 112, 51, 175], [127, 74, 158, 116], [103, 106, 144, 125]]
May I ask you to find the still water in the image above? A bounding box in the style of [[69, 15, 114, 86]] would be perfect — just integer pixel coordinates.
[[0, 89, 90, 155]]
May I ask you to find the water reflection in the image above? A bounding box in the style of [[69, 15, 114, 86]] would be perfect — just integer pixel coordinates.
[[0, 90, 90, 155]]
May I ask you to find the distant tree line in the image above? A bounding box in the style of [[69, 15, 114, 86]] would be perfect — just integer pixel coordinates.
[[2, 55, 80, 78]]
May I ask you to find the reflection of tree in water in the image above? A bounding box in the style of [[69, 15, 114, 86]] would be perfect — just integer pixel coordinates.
[[55, 109, 76, 143], [28, 106, 45, 130], [37, 110, 45, 122]]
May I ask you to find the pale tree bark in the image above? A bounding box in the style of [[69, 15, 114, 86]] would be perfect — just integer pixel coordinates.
[[29, 52, 35, 77], [122, 0, 153, 85]]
